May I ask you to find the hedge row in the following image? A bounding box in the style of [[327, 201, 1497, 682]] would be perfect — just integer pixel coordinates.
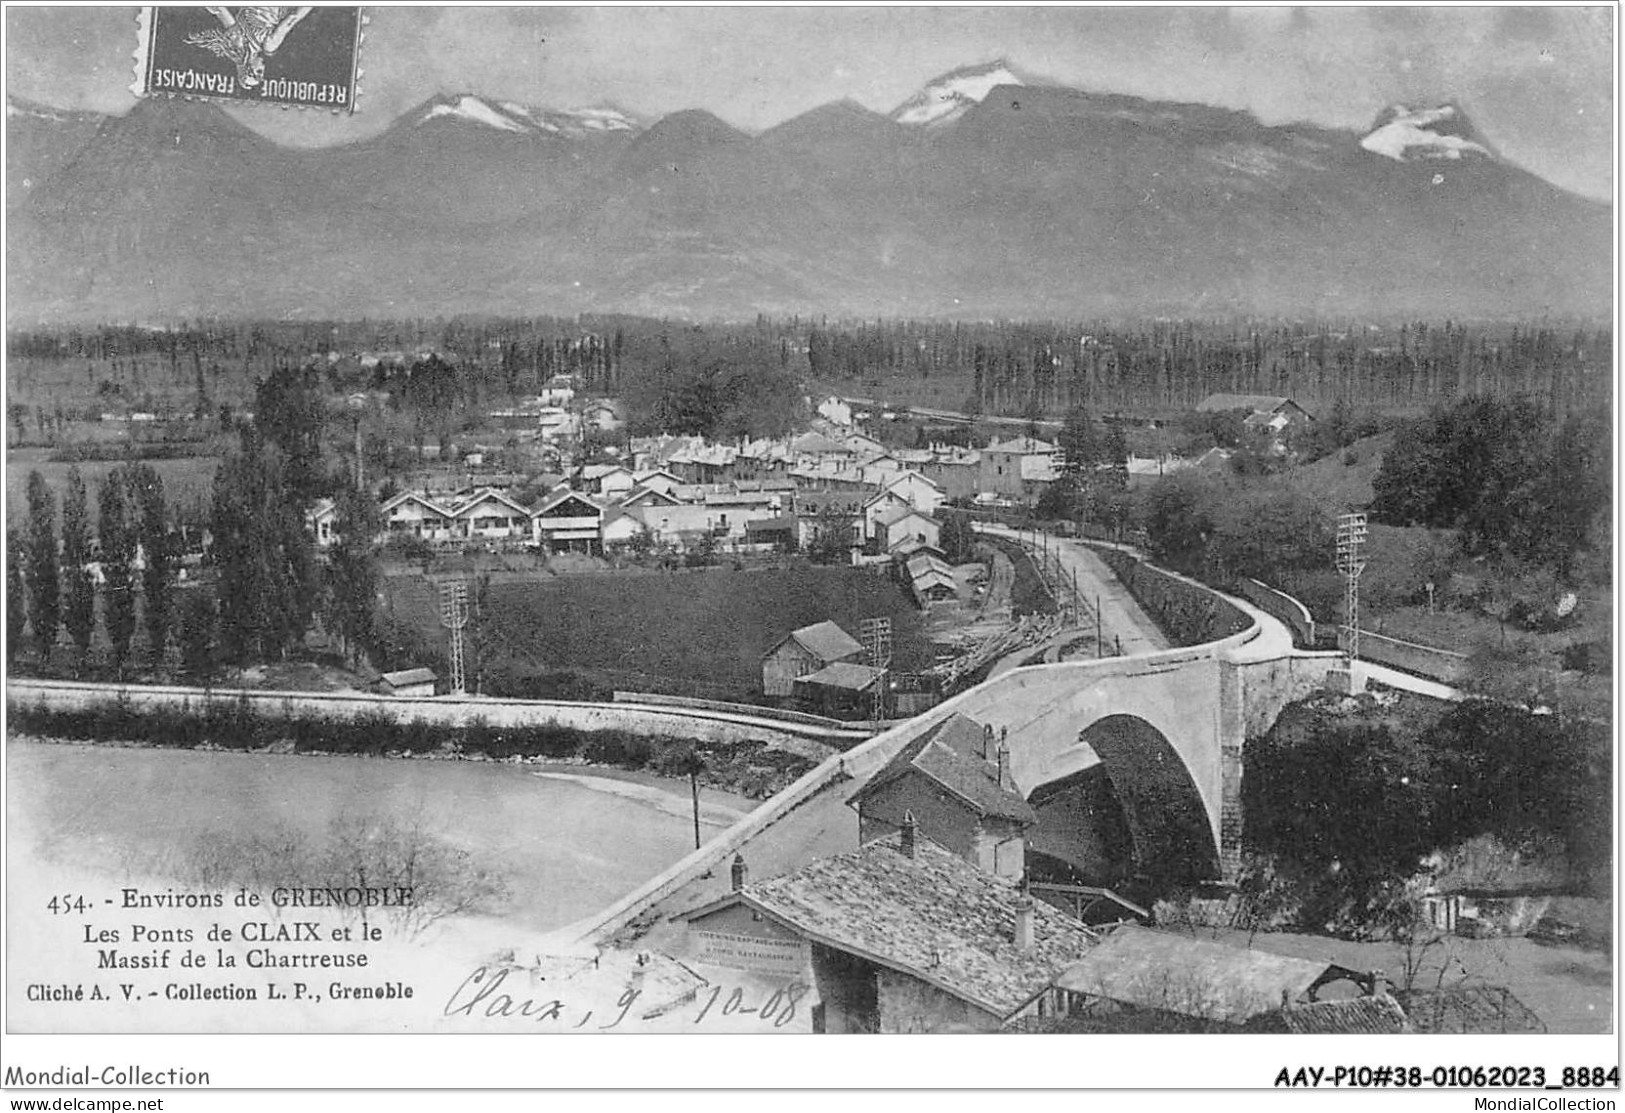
[[7, 698, 820, 798]]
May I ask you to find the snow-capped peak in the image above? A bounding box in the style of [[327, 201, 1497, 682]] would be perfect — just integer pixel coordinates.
[[890, 60, 1025, 127], [424, 94, 529, 132], [419, 94, 640, 138], [1360, 104, 1491, 163]]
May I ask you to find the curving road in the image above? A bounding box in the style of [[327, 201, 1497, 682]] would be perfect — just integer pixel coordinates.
[[976, 524, 1170, 657]]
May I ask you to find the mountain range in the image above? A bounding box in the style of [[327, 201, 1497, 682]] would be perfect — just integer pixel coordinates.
[[6, 60, 1611, 323]]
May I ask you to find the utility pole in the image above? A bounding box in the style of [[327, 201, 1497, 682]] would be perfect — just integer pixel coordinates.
[[690, 771, 702, 850], [1096, 593, 1103, 657], [438, 578, 469, 695], [1333, 512, 1369, 695]]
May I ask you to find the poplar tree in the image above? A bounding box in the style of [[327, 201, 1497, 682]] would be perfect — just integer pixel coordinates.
[[7, 527, 28, 665], [211, 432, 318, 663], [61, 467, 95, 667], [178, 589, 218, 684], [98, 471, 137, 675], [123, 463, 173, 664], [24, 470, 59, 657], [324, 484, 382, 668]]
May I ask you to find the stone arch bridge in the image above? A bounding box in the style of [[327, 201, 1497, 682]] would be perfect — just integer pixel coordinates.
[[576, 591, 1346, 943]]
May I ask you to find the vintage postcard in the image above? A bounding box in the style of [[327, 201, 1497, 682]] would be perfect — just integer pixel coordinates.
[[1, 2, 1616, 1104]]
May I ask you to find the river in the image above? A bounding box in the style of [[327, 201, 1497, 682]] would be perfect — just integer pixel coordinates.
[[7, 739, 752, 932]]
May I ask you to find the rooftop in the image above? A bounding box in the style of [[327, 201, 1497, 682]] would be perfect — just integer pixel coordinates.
[[693, 836, 1097, 1019], [1054, 926, 1353, 1024], [795, 661, 888, 692], [783, 620, 863, 664], [1279, 994, 1410, 1034], [379, 668, 436, 688], [850, 713, 1035, 825], [986, 435, 1056, 455]]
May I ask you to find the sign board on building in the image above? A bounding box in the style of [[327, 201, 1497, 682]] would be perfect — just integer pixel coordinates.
[[690, 930, 809, 977]]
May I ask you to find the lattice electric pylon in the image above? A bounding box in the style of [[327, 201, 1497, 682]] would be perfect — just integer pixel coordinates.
[[859, 616, 893, 669], [438, 578, 470, 695], [1335, 512, 1368, 663]]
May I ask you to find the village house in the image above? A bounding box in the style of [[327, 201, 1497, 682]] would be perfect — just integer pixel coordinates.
[[792, 490, 864, 554], [816, 396, 854, 427], [1049, 924, 1380, 1029], [678, 829, 1098, 1033], [860, 487, 914, 545], [919, 445, 982, 502], [377, 667, 437, 698], [982, 436, 1059, 501], [445, 488, 533, 544], [1195, 394, 1314, 454], [879, 470, 945, 515], [305, 498, 339, 549], [599, 505, 646, 551], [532, 489, 605, 554], [904, 554, 959, 605], [761, 620, 864, 697], [848, 714, 1035, 879], [793, 660, 890, 717], [630, 468, 684, 499], [381, 491, 456, 543], [577, 463, 636, 499], [875, 505, 942, 555]]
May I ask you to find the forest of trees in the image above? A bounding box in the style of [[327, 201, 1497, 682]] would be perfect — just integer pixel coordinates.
[[1371, 396, 1610, 577], [9, 317, 1611, 441], [10, 363, 385, 681], [1245, 699, 1611, 923]]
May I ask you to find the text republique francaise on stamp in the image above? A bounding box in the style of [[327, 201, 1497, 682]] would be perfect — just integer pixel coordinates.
[[134, 6, 363, 111]]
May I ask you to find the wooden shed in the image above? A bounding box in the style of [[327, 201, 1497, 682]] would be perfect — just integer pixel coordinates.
[[761, 620, 864, 697]]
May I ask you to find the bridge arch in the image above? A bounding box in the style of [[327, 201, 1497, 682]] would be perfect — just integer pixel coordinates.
[[1069, 714, 1221, 885]]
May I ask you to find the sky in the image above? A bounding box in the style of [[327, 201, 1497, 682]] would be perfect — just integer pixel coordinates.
[[3, 5, 1615, 200]]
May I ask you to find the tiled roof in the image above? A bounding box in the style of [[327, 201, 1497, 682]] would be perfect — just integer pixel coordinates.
[[851, 714, 1035, 825], [905, 554, 954, 580], [535, 489, 604, 517], [580, 463, 631, 480], [729, 837, 1098, 1019], [921, 712, 994, 758], [1280, 995, 1410, 1034], [795, 661, 887, 692], [891, 537, 946, 559], [787, 620, 863, 663], [1054, 926, 1344, 1024], [789, 432, 850, 456]]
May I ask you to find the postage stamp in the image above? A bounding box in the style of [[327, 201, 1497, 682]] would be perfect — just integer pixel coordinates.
[[132, 6, 363, 111]]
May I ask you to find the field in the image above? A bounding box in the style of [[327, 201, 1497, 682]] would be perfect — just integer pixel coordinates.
[[5, 446, 222, 528], [386, 564, 932, 702]]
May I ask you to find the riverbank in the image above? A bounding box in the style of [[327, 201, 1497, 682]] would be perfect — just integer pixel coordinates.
[[4, 690, 825, 800]]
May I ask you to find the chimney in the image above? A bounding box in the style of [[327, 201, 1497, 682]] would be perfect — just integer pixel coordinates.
[[1012, 893, 1036, 951], [1368, 969, 1388, 998], [899, 810, 918, 858], [982, 724, 996, 762], [730, 853, 748, 892], [996, 743, 1015, 792]]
